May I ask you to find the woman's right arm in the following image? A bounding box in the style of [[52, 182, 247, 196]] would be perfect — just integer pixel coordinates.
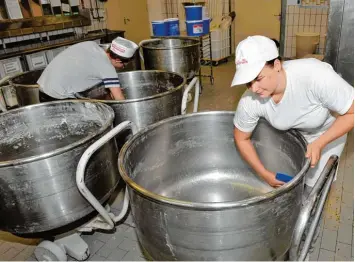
[[234, 127, 285, 187]]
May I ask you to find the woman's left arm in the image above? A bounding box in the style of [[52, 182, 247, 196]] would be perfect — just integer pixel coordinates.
[[307, 102, 354, 167]]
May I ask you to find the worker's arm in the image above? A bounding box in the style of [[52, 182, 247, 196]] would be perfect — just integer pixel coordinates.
[[234, 127, 285, 187], [306, 63, 354, 167], [306, 102, 354, 167], [109, 87, 125, 100]]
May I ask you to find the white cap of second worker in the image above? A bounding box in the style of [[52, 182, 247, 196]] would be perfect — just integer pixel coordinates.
[[110, 37, 139, 59], [231, 35, 279, 86]]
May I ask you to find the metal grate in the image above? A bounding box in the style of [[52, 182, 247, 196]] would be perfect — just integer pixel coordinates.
[[284, 4, 329, 58]]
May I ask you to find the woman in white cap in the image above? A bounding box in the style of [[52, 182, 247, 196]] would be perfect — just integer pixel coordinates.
[[232, 35, 354, 191], [37, 36, 139, 101]]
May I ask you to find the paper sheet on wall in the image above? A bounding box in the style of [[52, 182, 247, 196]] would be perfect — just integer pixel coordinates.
[[4, 60, 21, 75], [31, 55, 47, 69], [4, 0, 23, 19]]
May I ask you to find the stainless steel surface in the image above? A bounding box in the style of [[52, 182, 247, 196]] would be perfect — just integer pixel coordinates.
[[99, 43, 141, 72], [325, 0, 354, 85], [9, 70, 43, 106], [76, 70, 185, 130], [0, 101, 119, 234], [141, 38, 200, 80], [290, 155, 338, 261], [119, 111, 309, 261]]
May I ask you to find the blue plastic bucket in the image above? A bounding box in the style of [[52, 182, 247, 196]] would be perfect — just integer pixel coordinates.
[[165, 18, 180, 36], [186, 20, 204, 36], [185, 5, 202, 21], [203, 18, 210, 34], [152, 20, 168, 36]]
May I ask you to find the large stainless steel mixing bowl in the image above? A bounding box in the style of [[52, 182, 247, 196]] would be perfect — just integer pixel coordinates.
[[118, 111, 337, 260], [0, 101, 119, 235], [141, 38, 200, 80], [76, 70, 186, 129], [9, 69, 43, 106]]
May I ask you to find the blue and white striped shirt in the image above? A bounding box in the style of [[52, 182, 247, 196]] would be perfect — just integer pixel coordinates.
[[102, 77, 120, 88]]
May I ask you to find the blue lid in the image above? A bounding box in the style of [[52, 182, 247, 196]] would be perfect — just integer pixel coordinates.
[[152, 20, 165, 24], [185, 5, 202, 8], [185, 20, 203, 23]]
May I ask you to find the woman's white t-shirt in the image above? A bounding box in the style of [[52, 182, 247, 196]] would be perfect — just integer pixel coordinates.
[[233, 58, 354, 187]]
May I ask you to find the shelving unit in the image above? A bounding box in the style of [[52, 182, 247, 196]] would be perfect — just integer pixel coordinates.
[[0, 11, 91, 39], [196, 32, 214, 86], [201, 28, 231, 66]]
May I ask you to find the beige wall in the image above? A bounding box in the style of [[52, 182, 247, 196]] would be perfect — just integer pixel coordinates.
[[105, 0, 150, 44], [233, 0, 281, 52], [147, 0, 165, 21]]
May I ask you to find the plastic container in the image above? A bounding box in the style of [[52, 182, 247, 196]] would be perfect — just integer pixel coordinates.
[[202, 6, 208, 19], [295, 32, 320, 58], [203, 18, 210, 34], [25, 51, 48, 70], [165, 18, 180, 36], [185, 5, 203, 21], [152, 20, 168, 36], [186, 20, 204, 36]]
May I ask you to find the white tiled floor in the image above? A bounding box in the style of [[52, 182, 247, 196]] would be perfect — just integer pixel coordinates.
[[0, 61, 353, 261]]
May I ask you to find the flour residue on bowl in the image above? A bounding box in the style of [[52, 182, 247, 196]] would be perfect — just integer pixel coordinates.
[[0, 102, 111, 162]]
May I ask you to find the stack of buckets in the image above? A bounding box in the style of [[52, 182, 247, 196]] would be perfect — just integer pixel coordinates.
[[152, 18, 180, 37], [185, 5, 210, 37]]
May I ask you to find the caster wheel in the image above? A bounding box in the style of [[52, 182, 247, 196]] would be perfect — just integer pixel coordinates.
[[34, 241, 67, 261], [210, 77, 215, 85]]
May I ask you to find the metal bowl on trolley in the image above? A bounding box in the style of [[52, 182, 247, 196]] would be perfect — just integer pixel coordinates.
[[140, 38, 201, 81], [114, 111, 338, 261], [0, 101, 119, 236], [9, 69, 43, 106], [75, 70, 199, 130]]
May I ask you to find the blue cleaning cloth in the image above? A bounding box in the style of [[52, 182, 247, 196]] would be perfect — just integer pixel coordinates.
[[276, 173, 293, 183]]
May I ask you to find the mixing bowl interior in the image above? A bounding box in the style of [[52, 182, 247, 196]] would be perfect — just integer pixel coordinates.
[[121, 113, 307, 203]]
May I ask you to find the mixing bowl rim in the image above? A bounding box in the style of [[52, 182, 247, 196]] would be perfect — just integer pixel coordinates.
[[0, 100, 115, 167], [8, 69, 43, 88], [75, 70, 186, 104], [118, 111, 310, 210], [141, 38, 200, 50]]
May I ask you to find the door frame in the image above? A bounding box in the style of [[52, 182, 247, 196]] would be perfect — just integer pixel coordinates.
[[280, 0, 288, 57]]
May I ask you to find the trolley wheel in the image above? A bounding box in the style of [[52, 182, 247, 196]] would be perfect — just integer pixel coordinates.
[[210, 77, 215, 85], [34, 241, 67, 261]]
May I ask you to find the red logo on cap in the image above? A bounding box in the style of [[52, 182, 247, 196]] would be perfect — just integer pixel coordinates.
[[111, 43, 126, 54], [236, 58, 248, 65]]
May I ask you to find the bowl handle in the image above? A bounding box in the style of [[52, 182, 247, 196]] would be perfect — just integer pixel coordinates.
[[76, 120, 138, 230], [289, 155, 339, 261], [181, 76, 200, 114]]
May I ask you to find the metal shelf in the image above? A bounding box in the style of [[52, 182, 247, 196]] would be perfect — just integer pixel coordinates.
[[0, 10, 91, 39]]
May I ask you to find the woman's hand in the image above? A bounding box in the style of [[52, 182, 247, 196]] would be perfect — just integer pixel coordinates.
[[305, 139, 325, 168], [262, 171, 285, 187]]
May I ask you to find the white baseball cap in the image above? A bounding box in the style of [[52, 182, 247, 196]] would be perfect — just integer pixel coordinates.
[[110, 37, 139, 59], [231, 35, 279, 86]]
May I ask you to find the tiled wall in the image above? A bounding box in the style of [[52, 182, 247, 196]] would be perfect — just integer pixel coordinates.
[[284, 5, 329, 58]]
